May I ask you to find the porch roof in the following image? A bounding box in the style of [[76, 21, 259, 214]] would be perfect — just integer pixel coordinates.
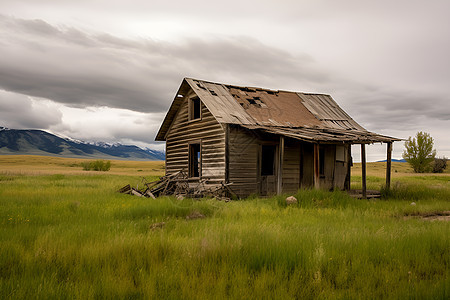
[[240, 124, 401, 144]]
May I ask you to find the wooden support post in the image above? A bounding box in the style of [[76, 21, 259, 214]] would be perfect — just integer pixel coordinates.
[[386, 142, 392, 190], [345, 144, 352, 191], [314, 143, 320, 189], [277, 136, 284, 195], [361, 144, 367, 199]]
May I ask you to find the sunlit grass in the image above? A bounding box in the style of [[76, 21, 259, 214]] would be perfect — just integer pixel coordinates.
[[0, 155, 449, 299], [0, 155, 165, 176]]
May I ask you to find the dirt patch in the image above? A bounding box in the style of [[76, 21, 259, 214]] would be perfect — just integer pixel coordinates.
[[403, 211, 450, 221]]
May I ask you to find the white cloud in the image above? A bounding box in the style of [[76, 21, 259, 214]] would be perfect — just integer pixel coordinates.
[[49, 105, 166, 149], [0, 90, 62, 129]]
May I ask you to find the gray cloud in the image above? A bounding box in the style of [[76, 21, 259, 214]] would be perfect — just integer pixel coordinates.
[[336, 86, 450, 133], [0, 90, 62, 129], [0, 15, 327, 114]]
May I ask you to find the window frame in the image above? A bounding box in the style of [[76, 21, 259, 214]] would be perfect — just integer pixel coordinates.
[[188, 96, 202, 121], [260, 144, 277, 176], [188, 141, 202, 178]]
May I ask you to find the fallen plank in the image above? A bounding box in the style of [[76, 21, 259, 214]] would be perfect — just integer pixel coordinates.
[[144, 189, 156, 199], [131, 188, 145, 197], [118, 184, 131, 194]]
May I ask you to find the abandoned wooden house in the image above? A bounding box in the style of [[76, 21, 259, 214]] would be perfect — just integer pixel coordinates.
[[155, 78, 400, 198]]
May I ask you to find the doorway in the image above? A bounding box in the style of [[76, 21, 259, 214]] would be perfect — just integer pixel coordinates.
[[259, 144, 277, 195]]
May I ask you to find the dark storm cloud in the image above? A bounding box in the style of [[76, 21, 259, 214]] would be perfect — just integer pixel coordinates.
[[0, 15, 327, 113], [0, 15, 174, 112]]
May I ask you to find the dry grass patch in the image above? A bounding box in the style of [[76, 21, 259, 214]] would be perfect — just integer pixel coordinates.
[[0, 155, 164, 176], [352, 161, 450, 178]]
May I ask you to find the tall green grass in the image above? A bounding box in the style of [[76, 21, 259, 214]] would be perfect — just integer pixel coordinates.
[[0, 172, 449, 299]]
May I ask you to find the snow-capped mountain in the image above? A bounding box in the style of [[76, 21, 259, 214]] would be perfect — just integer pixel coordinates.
[[0, 128, 165, 160]]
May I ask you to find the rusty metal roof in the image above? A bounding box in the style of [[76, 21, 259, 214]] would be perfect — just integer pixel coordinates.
[[155, 78, 400, 143], [241, 125, 398, 144]]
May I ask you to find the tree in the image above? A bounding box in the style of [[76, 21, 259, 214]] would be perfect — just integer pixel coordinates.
[[402, 131, 436, 173]]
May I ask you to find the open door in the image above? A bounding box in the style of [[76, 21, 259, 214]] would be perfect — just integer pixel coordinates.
[[259, 144, 277, 195]]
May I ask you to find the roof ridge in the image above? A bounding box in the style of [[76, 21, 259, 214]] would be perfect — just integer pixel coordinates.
[[186, 77, 322, 95]]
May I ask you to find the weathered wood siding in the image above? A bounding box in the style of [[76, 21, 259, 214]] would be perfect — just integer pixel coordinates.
[[165, 91, 225, 185], [333, 144, 350, 189], [319, 144, 336, 189], [228, 126, 259, 197], [282, 139, 301, 193], [300, 143, 314, 188]]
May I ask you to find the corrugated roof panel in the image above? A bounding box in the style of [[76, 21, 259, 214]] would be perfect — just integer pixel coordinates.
[[297, 93, 365, 130], [241, 125, 400, 143]]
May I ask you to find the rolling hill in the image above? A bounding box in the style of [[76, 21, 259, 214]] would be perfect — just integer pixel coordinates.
[[0, 127, 165, 160]]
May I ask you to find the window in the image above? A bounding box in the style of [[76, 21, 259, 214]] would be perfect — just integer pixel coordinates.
[[189, 143, 201, 177], [336, 145, 345, 162], [319, 146, 325, 176], [261, 145, 276, 176], [189, 96, 201, 121]]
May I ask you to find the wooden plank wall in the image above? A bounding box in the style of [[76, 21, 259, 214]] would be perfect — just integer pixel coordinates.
[[319, 145, 336, 189], [165, 91, 226, 186], [228, 126, 259, 197], [300, 143, 314, 188], [282, 139, 301, 193]]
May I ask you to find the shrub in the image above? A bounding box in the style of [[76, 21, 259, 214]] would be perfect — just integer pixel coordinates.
[[432, 157, 447, 173], [81, 160, 111, 171]]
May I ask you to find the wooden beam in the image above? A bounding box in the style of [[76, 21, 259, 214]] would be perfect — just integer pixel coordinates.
[[361, 144, 367, 199], [345, 144, 351, 191], [277, 136, 285, 195], [386, 142, 392, 190], [314, 143, 320, 189]]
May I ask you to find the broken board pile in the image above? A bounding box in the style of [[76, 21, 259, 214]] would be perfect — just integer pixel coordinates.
[[118, 171, 234, 200]]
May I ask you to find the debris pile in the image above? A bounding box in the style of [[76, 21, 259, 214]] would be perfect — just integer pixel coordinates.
[[118, 171, 234, 200]]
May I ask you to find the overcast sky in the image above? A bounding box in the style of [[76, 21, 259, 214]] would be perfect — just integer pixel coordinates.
[[1, 0, 449, 161]]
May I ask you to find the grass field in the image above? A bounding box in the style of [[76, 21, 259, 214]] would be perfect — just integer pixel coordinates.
[[1, 155, 449, 299]]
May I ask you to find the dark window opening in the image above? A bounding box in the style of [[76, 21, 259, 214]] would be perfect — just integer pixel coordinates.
[[190, 97, 201, 120], [319, 146, 325, 176], [189, 143, 201, 177], [261, 145, 276, 176]]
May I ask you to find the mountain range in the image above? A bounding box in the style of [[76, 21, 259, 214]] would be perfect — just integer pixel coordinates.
[[377, 159, 406, 163], [0, 127, 165, 160]]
